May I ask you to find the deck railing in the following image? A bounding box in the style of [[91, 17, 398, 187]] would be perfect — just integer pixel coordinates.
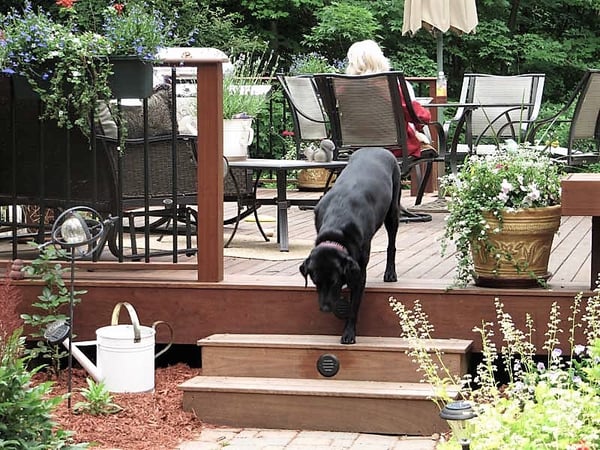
[[0, 64, 438, 267]]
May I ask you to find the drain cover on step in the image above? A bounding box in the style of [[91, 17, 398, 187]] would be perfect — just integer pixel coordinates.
[[316, 353, 340, 377]]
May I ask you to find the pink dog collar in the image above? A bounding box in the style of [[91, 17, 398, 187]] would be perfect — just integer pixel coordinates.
[[317, 240, 348, 254]]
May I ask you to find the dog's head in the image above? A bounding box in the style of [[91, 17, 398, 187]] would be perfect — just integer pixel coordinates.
[[299, 242, 360, 313]]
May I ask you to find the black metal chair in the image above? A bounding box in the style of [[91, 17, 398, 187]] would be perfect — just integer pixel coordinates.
[[276, 73, 331, 158], [527, 69, 600, 167], [312, 71, 447, 222], [223, 158, 269, 248], [445, 73, 546, 173]]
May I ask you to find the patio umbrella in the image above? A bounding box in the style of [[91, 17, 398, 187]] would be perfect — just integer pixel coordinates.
[[402, 0, 478, 75]]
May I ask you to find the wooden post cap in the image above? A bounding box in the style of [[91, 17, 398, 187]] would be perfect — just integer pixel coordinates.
[[156, 47, 229, 65]]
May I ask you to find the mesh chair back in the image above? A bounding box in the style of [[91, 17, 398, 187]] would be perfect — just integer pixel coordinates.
[[570, 70, 600, 143], [314, 72, 409, 152], [460, 73, 545, 139], [279, 75, 328, 140]]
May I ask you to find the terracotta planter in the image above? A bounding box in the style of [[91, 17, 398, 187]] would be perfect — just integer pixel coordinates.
[[472, 205, 562, 288]]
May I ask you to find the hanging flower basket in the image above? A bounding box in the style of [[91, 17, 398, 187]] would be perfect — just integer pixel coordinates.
[[108, 56, 154, 99]]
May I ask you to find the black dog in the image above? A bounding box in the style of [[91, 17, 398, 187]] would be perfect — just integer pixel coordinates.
[[299, 147, 401, 344]]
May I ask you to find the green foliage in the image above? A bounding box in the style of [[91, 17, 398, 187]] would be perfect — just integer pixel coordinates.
[[288, 52, 340, 75], [73, 378, 122, 416], [302, 1, 381, 60], [0, 2, 113, 135], [440, 146, 563, 286], [21, 244, 87, 377], [239, 0, 322, 21], [0, 328, 87, 449], [101, 1, 173, 60], [222, 51, 278, 119], [390, 291, 600, 449]]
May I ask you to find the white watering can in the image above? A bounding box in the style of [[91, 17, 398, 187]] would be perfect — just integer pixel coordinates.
[[45, 302, 173, 393]]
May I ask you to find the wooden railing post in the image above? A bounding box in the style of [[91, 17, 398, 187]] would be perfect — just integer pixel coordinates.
[[159, 48, 229, 282]]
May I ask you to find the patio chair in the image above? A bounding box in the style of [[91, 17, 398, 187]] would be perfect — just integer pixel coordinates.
[[446, 73, 545, 173], [527, 69, 600, 167], [312, 71, 447, 221], [276, 73, 340, 208], [276, 73, 331, 158], [223, 158, 269, 248]]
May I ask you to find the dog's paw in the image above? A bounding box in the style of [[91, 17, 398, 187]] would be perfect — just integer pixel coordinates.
[[383, 271, 397, 282], [340, 332, 356, 345]]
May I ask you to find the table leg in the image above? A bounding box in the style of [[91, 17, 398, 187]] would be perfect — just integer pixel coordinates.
[[591, 216, 600, 290], [276, 169, 290, 252]]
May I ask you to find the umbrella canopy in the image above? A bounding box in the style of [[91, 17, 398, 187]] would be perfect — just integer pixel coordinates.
[[402, 0, 478, 74]]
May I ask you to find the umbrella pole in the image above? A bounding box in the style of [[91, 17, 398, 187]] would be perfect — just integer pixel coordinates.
[[436, 29, 443, 75]]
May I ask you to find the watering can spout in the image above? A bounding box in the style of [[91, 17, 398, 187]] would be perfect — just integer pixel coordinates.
[[44, 320, 103, 383]]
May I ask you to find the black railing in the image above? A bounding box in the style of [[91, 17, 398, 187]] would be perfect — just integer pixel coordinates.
[[0, 69, 436, 262]]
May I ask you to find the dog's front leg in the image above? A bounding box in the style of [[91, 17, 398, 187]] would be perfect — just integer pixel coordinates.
[[383, 203, 399, 282], [341, 276, 366, 344]]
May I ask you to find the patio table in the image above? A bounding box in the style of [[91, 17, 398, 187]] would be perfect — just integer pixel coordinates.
[[227, 159, 347, 251]]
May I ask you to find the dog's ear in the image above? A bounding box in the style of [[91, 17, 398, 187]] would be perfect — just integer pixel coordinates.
[[299, 258, 309, 288], [343, 255, 361, 286]]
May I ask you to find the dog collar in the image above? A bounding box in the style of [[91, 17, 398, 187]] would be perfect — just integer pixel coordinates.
[[317, 240, 348, 254]]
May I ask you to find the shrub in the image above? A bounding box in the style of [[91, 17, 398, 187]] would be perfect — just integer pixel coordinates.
[[0, 328, 86, 449]]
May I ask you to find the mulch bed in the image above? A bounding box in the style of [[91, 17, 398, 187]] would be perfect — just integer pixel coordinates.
[[37, 364, 204, 449]]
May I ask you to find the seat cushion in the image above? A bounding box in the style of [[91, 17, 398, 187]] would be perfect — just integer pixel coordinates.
[[96, 85, 176, 139]]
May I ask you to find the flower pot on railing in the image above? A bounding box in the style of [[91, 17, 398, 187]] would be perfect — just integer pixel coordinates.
[[108, 56, 154, 99]]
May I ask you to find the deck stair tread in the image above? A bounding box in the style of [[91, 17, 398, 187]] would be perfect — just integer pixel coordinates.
[[179, 375, 460, 399], [198, 333, 472, 352], [197, 333, 472, 382]]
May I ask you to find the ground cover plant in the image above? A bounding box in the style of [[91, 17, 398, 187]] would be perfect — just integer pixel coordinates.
[[390, 289, 600, 449]]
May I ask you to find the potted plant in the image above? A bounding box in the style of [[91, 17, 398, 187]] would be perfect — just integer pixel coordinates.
[[0, 2, 113, 135], [440, 142, 563, 288], [222, 51, 276, 160], [0, 1, 172, 137], [101, 1, 171, 98]]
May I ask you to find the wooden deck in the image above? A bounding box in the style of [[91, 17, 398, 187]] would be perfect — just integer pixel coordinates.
[[2, 189, 595, 354]]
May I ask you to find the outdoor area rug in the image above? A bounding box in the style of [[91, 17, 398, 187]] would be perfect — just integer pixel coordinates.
[[407, 197, 449, 213], [124, 234, 387, 261]]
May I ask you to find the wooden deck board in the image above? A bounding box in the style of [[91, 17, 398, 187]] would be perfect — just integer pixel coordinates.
[[1, 190, 593, 286]]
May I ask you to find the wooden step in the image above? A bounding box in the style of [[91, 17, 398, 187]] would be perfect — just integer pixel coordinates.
[[179, 375, 458, 436], [198, 333, 472, 382]]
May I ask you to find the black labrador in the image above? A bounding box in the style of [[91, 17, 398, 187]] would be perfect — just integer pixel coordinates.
[[299, 147, 401, 344]]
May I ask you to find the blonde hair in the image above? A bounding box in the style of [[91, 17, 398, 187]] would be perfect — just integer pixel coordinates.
[[345, 40, 391, 75]]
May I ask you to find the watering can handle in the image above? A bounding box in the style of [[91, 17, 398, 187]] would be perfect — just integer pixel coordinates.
[[152, 320, 174, 359], [111, 301, 141, 343]]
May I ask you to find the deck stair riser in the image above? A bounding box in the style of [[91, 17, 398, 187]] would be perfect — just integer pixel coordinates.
[[180, 375, 458, 436], [180, 333, 472, 435], [197, 333, 472, 382]]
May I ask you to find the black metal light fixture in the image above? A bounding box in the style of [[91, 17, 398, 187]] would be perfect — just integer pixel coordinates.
[[440, 400, 477, 450], [43, 206, 115, 407]]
